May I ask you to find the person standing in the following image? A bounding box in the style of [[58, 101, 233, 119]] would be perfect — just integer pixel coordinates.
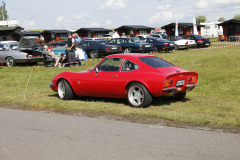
[[112, 30, 120, 38], [66, 33, 75, 51]]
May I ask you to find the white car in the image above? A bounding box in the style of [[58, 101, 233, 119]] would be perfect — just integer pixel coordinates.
[[167, 36, 197, 50], [0, 36, 43, 67]]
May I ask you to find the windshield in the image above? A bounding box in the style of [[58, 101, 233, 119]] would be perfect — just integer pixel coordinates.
[[96, 40, 109, 45], [127, 37, 141, 43], [139, 57, 174, 68], [175, 36, 183, 40]]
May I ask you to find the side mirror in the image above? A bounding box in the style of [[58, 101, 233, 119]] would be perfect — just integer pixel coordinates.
[[95, 68, 99, 74]]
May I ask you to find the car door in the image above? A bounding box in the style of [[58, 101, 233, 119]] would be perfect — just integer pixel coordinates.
[[84, 57, 125, 97]]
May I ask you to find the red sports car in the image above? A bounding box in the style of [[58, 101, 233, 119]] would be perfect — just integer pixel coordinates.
[[48, 53, 198, 108]]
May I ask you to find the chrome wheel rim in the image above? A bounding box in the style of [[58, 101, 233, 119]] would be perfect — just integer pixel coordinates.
[[7, 57, 14, 67], [124, 48, 130, 53], [128, 85, 144, 106], [90, 51, 98, 58], [58, 81, 65, 99]]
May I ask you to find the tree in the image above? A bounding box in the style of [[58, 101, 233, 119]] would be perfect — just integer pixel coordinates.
[[0, 6, 9, 20], [196, 15, 207, 24], [218, 17, 225, 22], [233, 14, 240, 19]]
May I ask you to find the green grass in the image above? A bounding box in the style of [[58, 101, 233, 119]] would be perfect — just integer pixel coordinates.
[[0, 45, 240, 128]]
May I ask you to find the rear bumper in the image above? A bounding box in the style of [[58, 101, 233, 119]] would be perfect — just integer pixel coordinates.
[[162, 84, 198, 95]]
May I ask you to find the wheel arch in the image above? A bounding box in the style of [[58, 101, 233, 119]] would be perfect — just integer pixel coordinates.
[[125, 81, 152, 96], [56, 78, 75, 95]]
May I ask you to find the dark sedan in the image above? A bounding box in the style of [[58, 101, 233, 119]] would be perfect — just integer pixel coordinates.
[[143, 37, 175, 52], [108, 37, 154, 53], [80, 40, 122, 58], [183, 34, 210, 48]]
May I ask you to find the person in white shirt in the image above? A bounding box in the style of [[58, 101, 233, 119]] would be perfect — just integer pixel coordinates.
[[75, 46, 85, 61], [112, 30, 120, 38]]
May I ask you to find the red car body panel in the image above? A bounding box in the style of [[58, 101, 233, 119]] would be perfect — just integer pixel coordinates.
[[49, 53, 198, 99]]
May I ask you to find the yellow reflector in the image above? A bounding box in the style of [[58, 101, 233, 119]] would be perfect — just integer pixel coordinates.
[[192, 76, 197, 84], [164, 80, 169, 88]]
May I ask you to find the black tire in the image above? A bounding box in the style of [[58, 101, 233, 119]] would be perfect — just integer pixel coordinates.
[[174, 92, 186, 101], [127, 83, 152, 108], [89, 50, 99, 59], [57, 79, 74, 100], [6, 57, 16, 67], [175, 45, 179, 50], [124, 48, 131, 53]]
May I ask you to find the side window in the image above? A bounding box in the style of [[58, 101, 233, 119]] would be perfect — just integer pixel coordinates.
[[96, 58, 123, 72], [121, 60, 139, 72], [0, 45, 5, 51]]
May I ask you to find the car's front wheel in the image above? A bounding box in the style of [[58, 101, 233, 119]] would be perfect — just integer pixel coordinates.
[[58, 79, 74, 100], [127, 83, 152, 108], [6, 57, 16, 67], [89, 50, 99, 59]]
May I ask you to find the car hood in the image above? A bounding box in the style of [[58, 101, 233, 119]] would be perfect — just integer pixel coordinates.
[[18, 36, 39, 48]]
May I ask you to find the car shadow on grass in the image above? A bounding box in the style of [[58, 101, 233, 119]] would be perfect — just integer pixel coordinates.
[[49, 94, 190, 107]]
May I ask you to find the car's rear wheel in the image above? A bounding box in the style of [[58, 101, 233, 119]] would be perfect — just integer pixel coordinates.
[[58, 79, 74, 100], [174, 92, 186, 100], [6, 57, 16, 67], [154, 46, 158, 52], [89, 50, 99, 59], [124, 48, 131, 53], [175, 45, 179, 50], [127, 83, 152, 108]]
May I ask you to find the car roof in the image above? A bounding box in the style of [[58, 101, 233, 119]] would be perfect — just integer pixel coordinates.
[[106, 53, 155, 61]]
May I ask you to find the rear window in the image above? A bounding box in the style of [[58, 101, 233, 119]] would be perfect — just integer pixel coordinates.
[[139, 57, 174, 68]]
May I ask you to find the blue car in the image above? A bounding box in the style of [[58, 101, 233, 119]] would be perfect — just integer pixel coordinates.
[[143, 37, 175, 52], [108, 37, 154, 53], [79, 40, 122, 58]]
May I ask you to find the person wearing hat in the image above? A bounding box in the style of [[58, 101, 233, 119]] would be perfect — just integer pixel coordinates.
[[74, 33, 82, 46], [48, 46, 57, 61]]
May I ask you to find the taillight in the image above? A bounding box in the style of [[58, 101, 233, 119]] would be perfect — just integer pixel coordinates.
[[169, 79, 173, 87], [164, 80, 169, 88], [164, 43, 169, 46], [152, 45, 154, 48], [26, 53, 29, 58], [120, 46, 122, 50], [105, 47, 110, 51], [188, 77, 192, 84], [192, 76, 197, 84], [198, 40, 203, 42], [185, 41, 188, 45], [139, 45, 144, 49]]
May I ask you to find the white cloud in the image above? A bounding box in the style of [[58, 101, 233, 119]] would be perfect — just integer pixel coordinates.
[[57, 16, 65, 22], [100, 0, 126, 10], [195, 0, 209, 8], [106, 19, 112, 25], [21, 20, 35, 28], [89, 22, 100, 27]]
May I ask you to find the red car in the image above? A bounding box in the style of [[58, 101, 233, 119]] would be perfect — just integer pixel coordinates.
[[48, 54, 198, 108]]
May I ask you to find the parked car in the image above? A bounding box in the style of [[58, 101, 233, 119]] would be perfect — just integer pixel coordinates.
[[48, 53, 198, 108], [108, 37, 154, 53], [0, 36, 43, 67], [143, 37, 175, 52], [167, 36, 197, 50], [183, 35, 210, 47], [150, 34, 169, 40], [80, 40, 122, 58]]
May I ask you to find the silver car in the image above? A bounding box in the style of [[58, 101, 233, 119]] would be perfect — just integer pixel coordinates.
[[0, 36, 43, 67]]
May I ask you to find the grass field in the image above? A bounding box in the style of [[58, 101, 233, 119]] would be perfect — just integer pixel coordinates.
[[0, 44, 240, 128]]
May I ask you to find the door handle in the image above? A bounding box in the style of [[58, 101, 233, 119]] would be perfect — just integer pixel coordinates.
[[112, 75, 118, 77]]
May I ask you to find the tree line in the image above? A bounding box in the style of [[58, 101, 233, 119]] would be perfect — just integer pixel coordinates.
[[196, 14, 240, 24]]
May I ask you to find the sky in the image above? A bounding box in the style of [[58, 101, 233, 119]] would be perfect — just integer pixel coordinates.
[[4, 0, 240, 30]]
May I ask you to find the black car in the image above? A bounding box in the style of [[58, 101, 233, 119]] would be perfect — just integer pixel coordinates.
[[108, 37, 154, 53], [79, 40, 122, 58], [143, 37, 175, 52], [183, 34, 210, 47]]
